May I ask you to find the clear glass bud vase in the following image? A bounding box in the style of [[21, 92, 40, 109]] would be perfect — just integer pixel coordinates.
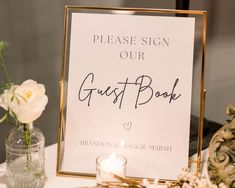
[[5, 123, 45, 188]]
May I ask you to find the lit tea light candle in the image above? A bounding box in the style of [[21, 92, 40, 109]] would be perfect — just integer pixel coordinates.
[[96, 153, 127, 186], [100, 153, 124, 174]]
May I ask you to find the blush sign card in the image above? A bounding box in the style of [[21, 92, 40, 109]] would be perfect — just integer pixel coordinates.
[[61, 8, 195, 180]]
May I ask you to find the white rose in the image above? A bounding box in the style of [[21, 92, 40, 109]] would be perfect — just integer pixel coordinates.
[[0, 85, 18, 111], [1, 79, 48, 124]]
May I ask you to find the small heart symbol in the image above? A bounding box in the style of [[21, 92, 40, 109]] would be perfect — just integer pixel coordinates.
[[123, 122, 132, 131]]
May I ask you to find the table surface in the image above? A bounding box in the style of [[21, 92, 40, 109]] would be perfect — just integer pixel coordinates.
[[0, 144, 209, 188]]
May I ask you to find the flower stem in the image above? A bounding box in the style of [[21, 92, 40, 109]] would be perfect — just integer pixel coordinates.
[[0, 42, 12, 88], [23, 124, 32, 166], [0, 53, 11, 87], [23, 124, 32, 146]]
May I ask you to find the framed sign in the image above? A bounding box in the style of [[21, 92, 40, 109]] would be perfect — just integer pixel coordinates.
[[57, 6, 207, 181]]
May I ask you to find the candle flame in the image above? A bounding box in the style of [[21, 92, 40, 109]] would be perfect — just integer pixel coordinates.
[[110, 152, 116, 159]]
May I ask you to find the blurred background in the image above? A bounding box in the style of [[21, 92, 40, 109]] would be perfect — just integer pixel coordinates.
[[0, 0, 234, 162]]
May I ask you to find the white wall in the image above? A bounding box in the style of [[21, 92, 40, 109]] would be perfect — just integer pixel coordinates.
[[190, 0, 235, 123]]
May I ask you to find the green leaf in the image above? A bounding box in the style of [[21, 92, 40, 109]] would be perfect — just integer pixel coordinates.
[[0, 41, 8, 54], [8, 109, 18, 120], [0, 113, 7, 123]]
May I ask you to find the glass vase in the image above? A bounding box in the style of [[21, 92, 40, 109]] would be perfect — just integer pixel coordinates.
[[5, 123, 45, 188]]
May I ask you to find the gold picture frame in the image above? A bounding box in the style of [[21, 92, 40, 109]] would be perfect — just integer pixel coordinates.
[[57, 6, 207, 182]]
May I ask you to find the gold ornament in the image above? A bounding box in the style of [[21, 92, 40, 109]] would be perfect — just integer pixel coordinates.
[[208, 103, 235, 187]]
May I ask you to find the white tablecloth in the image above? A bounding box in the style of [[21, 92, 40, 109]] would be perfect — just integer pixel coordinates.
[[0, 144, 209, 188]]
